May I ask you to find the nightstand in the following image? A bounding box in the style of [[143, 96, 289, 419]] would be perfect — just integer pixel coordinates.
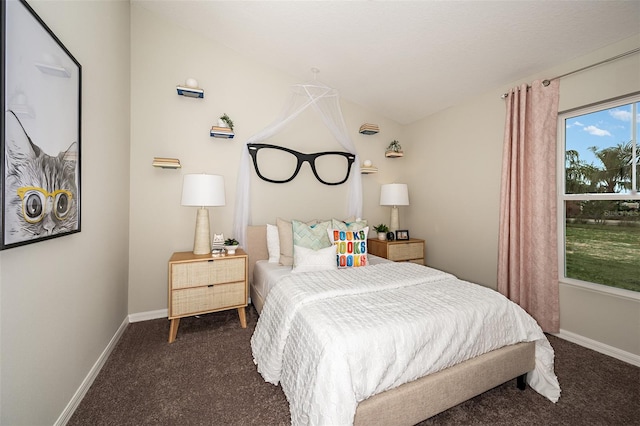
[[167, 250, 248, 343], [368, 238, 425, 264]]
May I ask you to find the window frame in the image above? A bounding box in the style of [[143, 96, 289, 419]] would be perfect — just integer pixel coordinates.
[[557, 93, 640, 300]]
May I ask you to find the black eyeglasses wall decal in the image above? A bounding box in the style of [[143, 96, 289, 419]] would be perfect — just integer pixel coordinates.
[[247, 143, 356, 186]]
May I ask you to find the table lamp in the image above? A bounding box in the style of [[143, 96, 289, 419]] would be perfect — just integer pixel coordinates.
[[181, 174, 226, 255], [380, 183, 409, 232]]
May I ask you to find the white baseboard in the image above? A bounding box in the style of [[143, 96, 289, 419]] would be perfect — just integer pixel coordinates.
[[54, 316, 129, 426], [128, 308, 168, 323], [554, 329, 640, 367]]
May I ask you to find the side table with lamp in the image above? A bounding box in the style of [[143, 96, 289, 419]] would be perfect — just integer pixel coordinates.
[[167, 174, 249, 343], [372, 183, 425, 264]]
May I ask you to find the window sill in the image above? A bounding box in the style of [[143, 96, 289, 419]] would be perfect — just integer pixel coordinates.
[[559, 278, 640, 301]]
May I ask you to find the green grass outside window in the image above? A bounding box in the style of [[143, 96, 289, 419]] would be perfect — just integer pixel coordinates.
[[565, 223, 640, 292]]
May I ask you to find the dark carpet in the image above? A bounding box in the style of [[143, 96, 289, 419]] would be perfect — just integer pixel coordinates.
[[68, 306, 640, 425]]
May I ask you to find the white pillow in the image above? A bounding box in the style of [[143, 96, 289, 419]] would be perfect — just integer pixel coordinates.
[[292, 245, 338, 273], [266, 223, 280, 263]]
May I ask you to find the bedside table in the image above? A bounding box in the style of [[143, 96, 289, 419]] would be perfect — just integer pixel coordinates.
[[167, 250, 248, 343], [368, 238, 425, 264]]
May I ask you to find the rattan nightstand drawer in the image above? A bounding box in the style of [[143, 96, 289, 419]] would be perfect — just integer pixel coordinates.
[[387, 242, 424, 261], [171, 281, 246, 317], [171, 257, 245, 290], [368, 238, 425, 264]]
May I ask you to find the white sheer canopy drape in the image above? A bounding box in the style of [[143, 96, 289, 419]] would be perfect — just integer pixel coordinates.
[[233, 82, 362, 246]]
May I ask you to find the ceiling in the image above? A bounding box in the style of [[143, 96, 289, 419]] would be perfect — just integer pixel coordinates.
[[135, 1, 640, 125]]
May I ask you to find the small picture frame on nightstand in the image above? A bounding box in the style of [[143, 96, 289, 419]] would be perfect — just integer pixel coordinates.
[[396, 230, 410, 240]]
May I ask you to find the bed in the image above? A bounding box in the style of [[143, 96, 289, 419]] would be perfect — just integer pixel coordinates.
[[245, 224, 560, 425]]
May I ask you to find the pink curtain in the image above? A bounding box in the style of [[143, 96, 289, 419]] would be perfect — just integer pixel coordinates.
[[498, 79, 560, 333]]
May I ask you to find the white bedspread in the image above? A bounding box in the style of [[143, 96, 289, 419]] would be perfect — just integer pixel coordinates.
[[251, 262, 560, 426]]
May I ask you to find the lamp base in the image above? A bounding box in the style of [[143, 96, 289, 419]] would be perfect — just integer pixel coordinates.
[[193, 208, 211, 255], [389, 206, 399, 232]]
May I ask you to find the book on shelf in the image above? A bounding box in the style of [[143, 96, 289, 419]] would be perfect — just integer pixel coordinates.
[[153, 157, 180, 163], [210, 131, 235, 139], [176, 86, 204, 98], [211, 126, 233, 132], [153, 163, 181, 168], [359, 123, 379, 135], [210, 126, 235, 138], [152, 157, 181, 168]]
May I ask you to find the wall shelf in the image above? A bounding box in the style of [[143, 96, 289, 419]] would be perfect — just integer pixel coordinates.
[[359, 123, 379, 135], [210, 126, 234, 138], [152, 157, 181, 169], [176, 86, 204, 98], [385, 140, 403, 157], [361, 160, 378, 174]]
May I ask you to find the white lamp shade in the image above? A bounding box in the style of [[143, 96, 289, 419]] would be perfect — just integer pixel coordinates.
[[181, 174, 226, 207], [380, 183, 409, 206]]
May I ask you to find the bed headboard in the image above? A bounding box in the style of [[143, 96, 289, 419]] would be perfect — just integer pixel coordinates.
[[246, 225, 268, 284]]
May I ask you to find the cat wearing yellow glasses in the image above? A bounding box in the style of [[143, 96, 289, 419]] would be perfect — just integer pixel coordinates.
[[4, 110, 78, 245]]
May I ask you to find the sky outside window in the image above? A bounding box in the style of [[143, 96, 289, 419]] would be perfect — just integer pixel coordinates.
[[565, 102, 638, 194]]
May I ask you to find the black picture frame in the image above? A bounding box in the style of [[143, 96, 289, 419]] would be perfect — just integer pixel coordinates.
[[1, 0, 81, 249], [396, 230, 410, 240]]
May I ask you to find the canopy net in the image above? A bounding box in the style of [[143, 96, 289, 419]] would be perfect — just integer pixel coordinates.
[[233, 80, 362, 246]]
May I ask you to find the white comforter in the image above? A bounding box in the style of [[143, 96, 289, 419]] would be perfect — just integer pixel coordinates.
[[251, 262, 560, 426]]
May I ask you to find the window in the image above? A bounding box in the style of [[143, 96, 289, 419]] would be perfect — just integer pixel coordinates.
[[558, 94, 639, 295]]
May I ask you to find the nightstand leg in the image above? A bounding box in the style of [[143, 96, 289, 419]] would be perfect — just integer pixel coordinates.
[[237, 307, 247, 328], [168, 318, 180, 343]]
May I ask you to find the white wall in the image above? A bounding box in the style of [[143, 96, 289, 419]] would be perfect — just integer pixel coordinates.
[[128, 5, 405, 314], [0, 1, 130, 424], [403, 35, 640, 357]]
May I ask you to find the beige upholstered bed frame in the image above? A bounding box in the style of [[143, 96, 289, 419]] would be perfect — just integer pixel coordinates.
[[245, 225, 535, 426]]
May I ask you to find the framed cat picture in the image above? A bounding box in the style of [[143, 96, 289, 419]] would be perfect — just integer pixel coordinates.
[[1, 0, 81, 249]]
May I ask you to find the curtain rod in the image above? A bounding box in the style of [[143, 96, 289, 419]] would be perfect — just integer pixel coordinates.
[[501, 47, 640, 99]]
